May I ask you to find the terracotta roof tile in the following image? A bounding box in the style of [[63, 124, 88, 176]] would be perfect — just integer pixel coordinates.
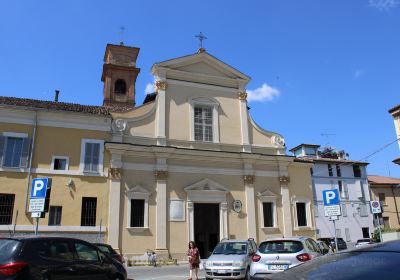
[[368, 175, 400, 185], [0, 96, 135, 116]]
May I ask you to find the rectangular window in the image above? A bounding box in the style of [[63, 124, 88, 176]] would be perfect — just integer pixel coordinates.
[[130, 199, 145, 227], [336, 228, 342, 238], [379, 193, 386, 205], [194, 106, 213, 142], [328, 164, 333, 177], [341, 203, 347, 217], [383, 217, 390, 228], [314, 204, 319, 217], [0, 135, 30, 168], [296, 202, 307, 227], [84, 142, 100, 172], [81, 197, 97, 226], [0, 194, 15, 225], [262, 202, 274, 227], [345, 228, 351, 242], [310, 168, 313, 176], [353, 165, 361, 178], [338, 180, 348, 199], [336, 165, 341, 177], [359, 203, 368, 217], [48, 206, 62, 226], [52, 157, 68, 170]]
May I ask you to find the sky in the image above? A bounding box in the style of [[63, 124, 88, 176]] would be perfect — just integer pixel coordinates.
[[0, 0, 399, 177]]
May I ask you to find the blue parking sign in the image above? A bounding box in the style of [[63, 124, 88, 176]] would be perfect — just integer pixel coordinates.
[[322, 189, 340, 206], [30, 178, 49, 199]]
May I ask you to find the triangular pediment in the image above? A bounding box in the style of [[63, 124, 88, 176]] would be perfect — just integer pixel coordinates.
[[184, 178, 229, 193], [152, 52, 250, 81], [257, 189, 278, 198], [126, 185, 150, 195]]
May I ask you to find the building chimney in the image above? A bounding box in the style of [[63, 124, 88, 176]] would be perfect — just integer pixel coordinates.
[[55, 90, 60, 102]]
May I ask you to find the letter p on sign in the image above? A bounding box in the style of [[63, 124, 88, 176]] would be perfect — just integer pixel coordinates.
[[30, 178, 49, 199], [33, 180, 44, 196], [323, 189, 340, 206]]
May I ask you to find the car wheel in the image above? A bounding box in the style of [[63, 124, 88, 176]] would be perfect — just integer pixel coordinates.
[[114, 275, 123, 280]]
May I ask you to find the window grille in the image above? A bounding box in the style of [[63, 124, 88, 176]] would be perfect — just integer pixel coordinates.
[[81, 197, 97, 226], [48, 206, 62, 226], [0, 194, 15, 225], [130, 199, 145, 227], [296, 202, 307, 227], [262, 202, 274, 227]]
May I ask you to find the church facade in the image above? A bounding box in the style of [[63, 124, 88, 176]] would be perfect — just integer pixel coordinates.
[[0, 43, 316, 259], [105, 44, 316, 259]]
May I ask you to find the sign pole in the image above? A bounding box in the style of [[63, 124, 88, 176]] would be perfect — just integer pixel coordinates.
[[376, 214, 382, 242], [333, 219, 338, 252], [35, 217, 39, 236]]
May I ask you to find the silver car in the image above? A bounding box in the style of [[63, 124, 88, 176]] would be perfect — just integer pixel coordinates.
[[249, 237, 322, 279], [205, 238, 257, 279]]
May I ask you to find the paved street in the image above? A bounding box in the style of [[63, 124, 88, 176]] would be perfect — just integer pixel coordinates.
[[127, 264, 206, 280]]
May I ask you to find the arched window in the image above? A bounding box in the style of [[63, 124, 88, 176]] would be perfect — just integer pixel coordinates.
[[114, 79, 126, 94]]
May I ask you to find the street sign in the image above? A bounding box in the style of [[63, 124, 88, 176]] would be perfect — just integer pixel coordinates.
[[29, 178, 50, 213], [329, 215, 339, 221], [370, 201, 382, 214], [31, 212, 41, 218], [323, 189, 341, 217]]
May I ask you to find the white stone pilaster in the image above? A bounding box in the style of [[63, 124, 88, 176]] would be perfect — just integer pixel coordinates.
[[280, 178, 293, 237], [220, 202, 229, 240], [155, 80, 167, 146], [155, 169, 168, 251], [244, 175, 257, 240], [108, 154, 122, 249], [188, 201, 194, 242], [238, 88, 251, 153]]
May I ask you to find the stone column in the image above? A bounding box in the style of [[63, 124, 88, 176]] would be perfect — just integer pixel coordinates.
[[155, 169, 168, 256], [108, 154, 122, 249], [220, 201, 229, 240], [238, 91, 251, 153], [244, 175, 257, 240], [187, 200, 194, 242], [280, 176, 293, 237], [155, 80, 167, 146]]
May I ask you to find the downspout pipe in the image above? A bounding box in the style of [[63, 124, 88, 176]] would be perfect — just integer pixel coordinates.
[[25, 111, 38, 213]]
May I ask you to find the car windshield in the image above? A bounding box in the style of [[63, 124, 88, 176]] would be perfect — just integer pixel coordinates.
[[259, 240, 303, 254], [212, 242, 248, 255], [0, 239, 21, 263]]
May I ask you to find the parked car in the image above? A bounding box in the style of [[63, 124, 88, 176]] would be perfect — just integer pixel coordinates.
[[355, 238, 374, 248], [205, 238, 257, 279], [316, 240, 332, 255], [317, 237, 347, 251], [263, 240, 400, 280], [0, 237, 127, 280], [94, 243, 125, 264], [249, 237, 322, 279]]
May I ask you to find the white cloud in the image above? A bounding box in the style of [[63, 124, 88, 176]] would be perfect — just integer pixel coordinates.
[[144, 83, 154, 95], [247, 83, 280, 102], [369, 0, 399, 11], [354, 69, 366, 78]]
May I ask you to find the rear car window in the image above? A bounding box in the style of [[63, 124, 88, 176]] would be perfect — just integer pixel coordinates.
[[31, 240, 74, 261], [0, 239, 21, 263], [213, 242, 248, 255], [96, 244, 114, 254], [259, 240, 304, 254], [74, 242, 99, 261]]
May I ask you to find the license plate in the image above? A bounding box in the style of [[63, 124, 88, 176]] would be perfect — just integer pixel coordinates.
[[217, 270, 226, 274], [268, 264, 289, 271]]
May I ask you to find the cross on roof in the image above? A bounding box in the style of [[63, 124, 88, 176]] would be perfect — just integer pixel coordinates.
[[119, 26, 125, 46], [195, 32, 207, 50]]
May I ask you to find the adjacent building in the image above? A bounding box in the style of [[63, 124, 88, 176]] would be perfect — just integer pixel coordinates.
[[0, 43, 317, 259], [389, 105, 400, 165], [369, 175, 400, 229], [290, 144, 374, 243]]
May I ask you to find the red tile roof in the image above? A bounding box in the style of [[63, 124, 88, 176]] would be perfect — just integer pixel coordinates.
[[0, 96, 135, 116], [368, 175, 400, 185]]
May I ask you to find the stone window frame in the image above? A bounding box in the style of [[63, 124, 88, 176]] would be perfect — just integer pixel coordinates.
[[189, 97, 220, 143], [51, 156, 69, 171], [79, 139, 104, 175], [257, 190, 278, 229], [126, 185, 150, 232], [292, 196, 312, 230]]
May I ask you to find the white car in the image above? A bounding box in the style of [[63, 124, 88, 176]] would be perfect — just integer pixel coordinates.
[[249, 237, 322, 279], [355, 238, 374, 248]]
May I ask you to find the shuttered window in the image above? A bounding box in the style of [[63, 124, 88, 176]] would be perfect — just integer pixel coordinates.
[[341, 203, 347, 217], [130, 199, 145, 227], [48, 206, 62, 226], [84, 142, 100, 172], [360, 203, 369, 217], [0, 136, 30, 168], [0, 194, 15, 225], [81, 197, 97, 226]]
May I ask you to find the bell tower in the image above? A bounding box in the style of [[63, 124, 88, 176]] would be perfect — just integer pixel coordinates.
[[101, 44, 140, 106]]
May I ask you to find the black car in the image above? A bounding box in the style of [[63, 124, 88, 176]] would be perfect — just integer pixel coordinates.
[[264, 240, 400, 280], [317, 237, 347, 251], [0, 237, 127, 280], [94, 243, 125, 264]]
